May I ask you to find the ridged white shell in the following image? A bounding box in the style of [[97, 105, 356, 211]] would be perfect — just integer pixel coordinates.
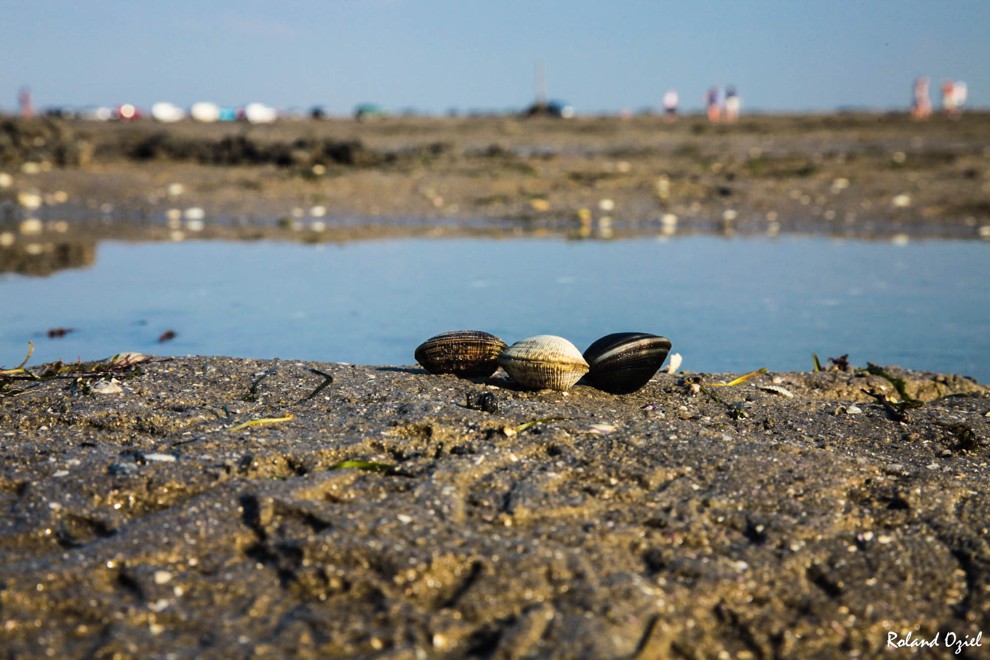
[[498, 335, 589, 391]]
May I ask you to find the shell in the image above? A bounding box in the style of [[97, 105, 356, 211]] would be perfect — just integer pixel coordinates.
[[583, 332, 672, 394], [414, 330, 507, 378], [498, 335, 589, 391]]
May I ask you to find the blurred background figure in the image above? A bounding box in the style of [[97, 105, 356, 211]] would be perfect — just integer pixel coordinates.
[[706, 86, 722, 122], [952, 81, 967, 115], [911, 76, 931, 119], [941, 79, 959, 117], [18, 86, 33, 118], [724, 85, 741, 122], [662, 89, 679, 121]]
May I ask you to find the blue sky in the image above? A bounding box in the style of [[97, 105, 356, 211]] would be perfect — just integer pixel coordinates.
[[2, 0, 988, 115]]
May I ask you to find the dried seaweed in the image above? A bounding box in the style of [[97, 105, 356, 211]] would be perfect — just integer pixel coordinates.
[[712, 367, 768, 388], [298, 368, 335, 403], [328, 460, 401, 475], [228, 413, 295, 432], [865, 363, 923, 407]]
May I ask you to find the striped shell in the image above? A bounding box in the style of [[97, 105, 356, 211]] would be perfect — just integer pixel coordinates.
[[498, 335, 589, 391], [415, 330, 508, 378], [583, 332, 672, 394]]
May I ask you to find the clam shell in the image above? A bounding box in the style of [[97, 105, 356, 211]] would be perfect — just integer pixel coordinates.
[[414, 330, 507, 378], [498, 335, 589, 391], [583, 332, 672, 394]]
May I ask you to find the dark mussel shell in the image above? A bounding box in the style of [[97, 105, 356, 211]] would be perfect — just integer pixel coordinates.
[[583, 332, 672, 394], [414, 330, 508, 378]]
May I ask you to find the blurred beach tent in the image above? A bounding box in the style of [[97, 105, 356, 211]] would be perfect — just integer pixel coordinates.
[[78, 106, 113, 121], [354, 103, 386, 120], [190, 102, 221, 122], [243, 102, 278, 124], [151, 102, 186, 123], [113, 104, 142, 121]]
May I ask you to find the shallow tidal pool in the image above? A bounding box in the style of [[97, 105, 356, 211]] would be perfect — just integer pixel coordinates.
[[3, 235, 989, 384]]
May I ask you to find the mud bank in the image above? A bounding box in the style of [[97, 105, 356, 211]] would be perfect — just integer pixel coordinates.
[[2, 113, 990, 274]]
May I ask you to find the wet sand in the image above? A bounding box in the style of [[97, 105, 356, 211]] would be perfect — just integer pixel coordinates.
[[1, 355, 988, 657], [2, 113, 989, 657]]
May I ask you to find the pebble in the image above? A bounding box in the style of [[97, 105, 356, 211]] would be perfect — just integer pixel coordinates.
[[153, 570, 174, 585], [108, 462, 139, 477], [90, 379, 123, 395], [143, 453, 176, 463]]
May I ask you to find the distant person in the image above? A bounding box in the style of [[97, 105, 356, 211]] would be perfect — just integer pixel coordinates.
[[662, 89, 679, 121], [724, 85, 741, 122], [941, 79, 959, 117], [706, 86, 722, 122], [953, 81, 968, 115], [911, 76, 931, 119], [18, 86, 33, 118]]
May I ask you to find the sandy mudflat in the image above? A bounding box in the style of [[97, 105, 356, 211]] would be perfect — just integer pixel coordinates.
[[1, 355, 988, 657], [1, 113, 989, 656], [2, 112, 990, 276]]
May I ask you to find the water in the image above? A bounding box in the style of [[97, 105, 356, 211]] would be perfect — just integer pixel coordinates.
[[2, 236, 989, 384]]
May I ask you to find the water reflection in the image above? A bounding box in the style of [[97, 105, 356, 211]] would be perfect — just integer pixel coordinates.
[[1, 236, 988, 384], [0, 242, 96, 276]]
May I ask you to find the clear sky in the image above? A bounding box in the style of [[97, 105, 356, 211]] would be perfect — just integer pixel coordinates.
[[2, 0, 988, 116]]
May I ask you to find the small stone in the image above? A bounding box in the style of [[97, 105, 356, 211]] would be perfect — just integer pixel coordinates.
[[142, 453, 176, 463], [90, 379, 123, 395], [108, 462, 139, 477], [153, 571, 174, 585]]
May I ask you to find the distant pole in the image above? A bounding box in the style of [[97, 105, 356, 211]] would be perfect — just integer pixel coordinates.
[[535, 60, 547, 106]]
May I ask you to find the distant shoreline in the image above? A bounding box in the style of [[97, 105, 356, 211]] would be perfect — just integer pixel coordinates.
[[2, 111, 989, 274]]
